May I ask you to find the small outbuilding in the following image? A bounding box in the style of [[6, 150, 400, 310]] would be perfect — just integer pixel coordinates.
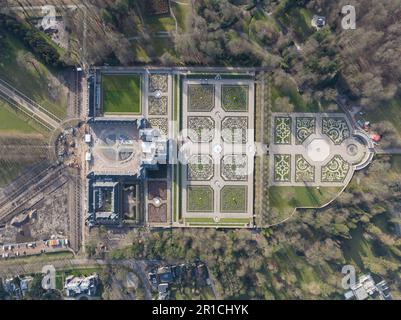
[[312, 15, 326, 29], [85, 134, 92, 143]]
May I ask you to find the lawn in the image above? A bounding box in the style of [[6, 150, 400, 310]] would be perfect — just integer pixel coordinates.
[[188, 84, 215, 112], [131, 43, 151, 63], [187, 186, 214, 212], [171, 1, 189, 31], [185, 217, 250, 227], [0, 160, 24, 187], [275, 4, 313, 42], [0, 101, 36, 133], [268, 186, 342, 224], [221, 85, 248, 112], [220, 185, 248, 213], [389, 155, 401, 174], [271, 78, 319, 113], [0, 33, 67, 119], [131, 37, 177, 62], [361, 96, 401, 136], [0, 101, 45, 187], [102, 74, 141, 114], [247, 10, 279, 46], [144, 15, 176, 33], [151, 37, 177, 58]]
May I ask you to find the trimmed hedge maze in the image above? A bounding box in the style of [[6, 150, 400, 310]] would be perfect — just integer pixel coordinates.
[[322, 117, 350, 145], [188, 155, 214, 181], [274, 116, 292, 144], [148, 96, 167, 115], [274, 154, 291, 182], [188, 84, 215, 112], [296, 117, 316, 144], [321, 155, 350, 182], [221, 116, 248, 144], [295, 154, 315, 182], [221, 154, 248, 181], [187, 116, 215, 142], [148, 118, 168, 136], [148, 74, 168, 93]]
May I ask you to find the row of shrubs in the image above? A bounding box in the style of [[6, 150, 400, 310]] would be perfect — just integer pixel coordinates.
[[0, 13, 66, 68]]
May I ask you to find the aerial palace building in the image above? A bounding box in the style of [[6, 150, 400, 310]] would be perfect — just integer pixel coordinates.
[[85, 67, 256, 229]]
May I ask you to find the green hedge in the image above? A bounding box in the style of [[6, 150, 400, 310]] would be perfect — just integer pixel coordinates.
[[0, 14, 66, 68]]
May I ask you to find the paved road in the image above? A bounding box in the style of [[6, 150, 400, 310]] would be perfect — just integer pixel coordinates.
[[375, 148, 401, 155], [0, 78, 60, 129]]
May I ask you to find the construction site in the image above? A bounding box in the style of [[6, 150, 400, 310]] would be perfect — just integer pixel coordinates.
[[0, 63, 85, 255]]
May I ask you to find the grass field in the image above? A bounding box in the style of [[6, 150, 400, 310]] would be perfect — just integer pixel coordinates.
[[0, 251, 74, 267], [0, 101, 44, 187], [102, 74, 141, 114], [187, 186, 214, 212], [361, 96, 401, 135], [220, 185, 247, 213], [0, 160, 24, 187], [247, 10, 279, 46], [185, 217, 250, 227], [274, 4, 313, 42], [0, 101, 36, 133], [131, 43, 152, 63], [268, 186, 342, 224], [0, 33, 67, 119], [144, 15, 176, 33], [271, 78, 320, 113], [171, 1, 189, 31]]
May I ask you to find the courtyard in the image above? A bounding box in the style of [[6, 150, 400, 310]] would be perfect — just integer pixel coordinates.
[[102, 74, 142, 115], [89, 121, 142, 176]]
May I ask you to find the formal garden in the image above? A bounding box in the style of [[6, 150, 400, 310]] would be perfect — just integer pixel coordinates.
[[188, 155, 214, 181], [220, 185, 248, 213], [321, 155, 350, 183], [148, 203, 168, 223], [221, 154, 248, 181], [296, 117, 316, 144], [274, 116, 292, 144], [187, 186, 214, 212], [148, 118, 168, 136], [148, 74, 168, 93], [221, 85, 248, 112], [182, 78, 254, 222], [322, 117, 350, 145], [148, 96, 167, 115], [188, 84, 215, 112], [187, 116, 215, 142], [295, 154, 315, 182], [271, 113, 358, 186], [148, 181, 168, 200], [221, 116, 248, 144], [274, 154, 291, 182]]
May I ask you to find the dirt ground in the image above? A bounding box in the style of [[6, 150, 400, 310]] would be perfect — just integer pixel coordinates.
[[0, 173, 71, 244]]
